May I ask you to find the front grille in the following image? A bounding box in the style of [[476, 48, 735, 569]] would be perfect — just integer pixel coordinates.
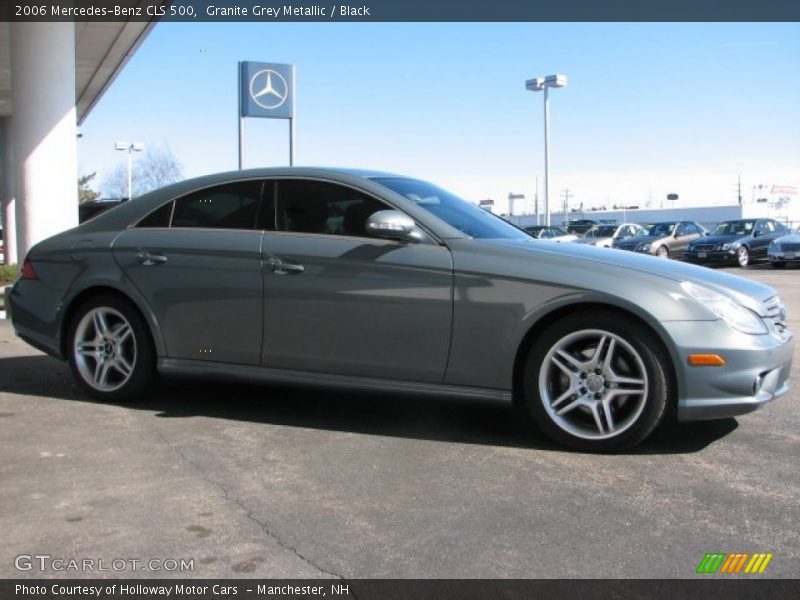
[[694, 244, 717, 252], [778, 243, 800, 252], [763, 296, 787, 333], [617, 243, 638, 251]]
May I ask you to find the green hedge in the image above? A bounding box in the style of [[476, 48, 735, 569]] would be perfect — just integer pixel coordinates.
[[0, 263, 19, 285]]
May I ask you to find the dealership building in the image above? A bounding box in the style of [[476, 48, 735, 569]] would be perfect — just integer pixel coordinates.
[[0, 14, 158, 265]]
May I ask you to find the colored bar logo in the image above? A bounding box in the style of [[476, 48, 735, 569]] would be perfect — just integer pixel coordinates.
[[696, 552, 773, 574]]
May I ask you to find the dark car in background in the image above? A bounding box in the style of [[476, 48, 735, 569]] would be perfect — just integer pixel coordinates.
[[564, 219, 597, 235], [79, 199, 128, 223], [613, 220, 706, 260], [686, 218, 790, 267]]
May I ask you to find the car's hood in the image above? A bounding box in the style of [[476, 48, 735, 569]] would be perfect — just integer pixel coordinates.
[[616, 234, 667, 245], [466, 238, 778, 310], [574, 236, 612, 245], [773, 233, 800, 244], [694, 234, 743, 245]]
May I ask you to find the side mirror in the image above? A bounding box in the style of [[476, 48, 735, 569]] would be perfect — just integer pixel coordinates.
[[366, 210, 423, 243], [753, 230, 761, 238]]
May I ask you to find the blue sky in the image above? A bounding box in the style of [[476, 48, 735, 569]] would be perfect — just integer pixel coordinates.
[[79, 22, 800, 212]]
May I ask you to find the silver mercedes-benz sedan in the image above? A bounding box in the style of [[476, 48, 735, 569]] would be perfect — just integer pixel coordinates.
[[9, 168, 794, 452]]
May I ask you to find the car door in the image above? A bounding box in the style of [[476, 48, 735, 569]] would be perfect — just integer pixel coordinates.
[[670, 222, 698, 258], [751, 220, 774, 258], [112, 180, 267, 365], [260, 178, 453, 383]]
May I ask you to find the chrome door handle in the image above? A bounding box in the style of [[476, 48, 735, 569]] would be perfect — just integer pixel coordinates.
[[137, 251, 168, 266], [266, 257, 304, 275]]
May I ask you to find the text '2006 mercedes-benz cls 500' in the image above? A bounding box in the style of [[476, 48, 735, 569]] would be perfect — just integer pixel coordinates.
[[9, 168, 794, 452]]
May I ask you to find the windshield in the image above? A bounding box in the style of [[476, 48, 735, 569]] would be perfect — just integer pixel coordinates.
[[711, 221, 755, 236], [584, 225, 617, 238], [372, 177, 530, 240], [648, 222, 676, 237]]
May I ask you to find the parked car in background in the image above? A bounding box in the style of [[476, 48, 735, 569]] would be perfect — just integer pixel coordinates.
[[8, 167, 794, 452], [768, 228, 800, 268], [574, 223, 647, 248], [685, 218, 790, 267], [613, 220, 706, 259], [523, 225, 577, 243], [79, 199, 128, 223], [564, 219, 597, 235]]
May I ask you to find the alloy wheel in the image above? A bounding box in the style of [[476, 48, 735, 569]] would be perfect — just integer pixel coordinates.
[[73, 307, 137, 392], [737, 246, 750, 267], [538, 329, 649, 440]]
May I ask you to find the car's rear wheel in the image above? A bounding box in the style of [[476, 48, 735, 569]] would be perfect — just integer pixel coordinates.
[[656, 246, 669, 258], [771, 261, 786, 269], [520, 311, 669, 452], [737, 246, 750, 267], [68, 295, 155, 402]]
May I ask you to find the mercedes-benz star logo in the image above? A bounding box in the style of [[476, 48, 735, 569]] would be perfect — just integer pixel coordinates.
[[249, 69, 288, 110]]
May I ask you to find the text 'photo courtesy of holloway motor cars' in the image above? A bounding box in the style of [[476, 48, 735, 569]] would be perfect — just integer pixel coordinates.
[[8, 168, 795, 452]]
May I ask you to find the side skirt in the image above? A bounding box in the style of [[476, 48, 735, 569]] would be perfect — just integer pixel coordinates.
[[157, 358, 512, 404]]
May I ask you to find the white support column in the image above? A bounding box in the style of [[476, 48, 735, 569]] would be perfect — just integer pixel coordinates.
[[10, 21, 78, 261], [1, 117, 17, 265]]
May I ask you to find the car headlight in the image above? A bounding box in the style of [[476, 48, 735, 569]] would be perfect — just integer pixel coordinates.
[[640, 243, 651, 252], [681, 281, 767, 335]]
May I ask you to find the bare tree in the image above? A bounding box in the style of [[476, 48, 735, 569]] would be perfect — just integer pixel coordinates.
[[102, 145, 184, 199]]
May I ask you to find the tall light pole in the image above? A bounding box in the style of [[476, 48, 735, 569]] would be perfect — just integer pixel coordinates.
[[525, 74, 567, 226], [114, 141, 144, 199]]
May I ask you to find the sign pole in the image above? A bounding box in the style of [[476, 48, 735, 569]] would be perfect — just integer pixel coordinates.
[[237, 62, 244, 170], [289, 65, 296, 166], [289, 118, 295, 166]]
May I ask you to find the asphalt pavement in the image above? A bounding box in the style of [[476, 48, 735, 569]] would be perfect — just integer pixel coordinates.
[[1, 265, 798, 579]]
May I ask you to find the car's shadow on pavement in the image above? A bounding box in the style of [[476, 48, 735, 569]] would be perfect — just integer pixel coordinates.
[[0, 354, 738, 456]]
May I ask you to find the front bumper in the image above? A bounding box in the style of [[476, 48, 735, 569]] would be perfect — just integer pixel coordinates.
[[769, 249, 800, 263], [685, 249, 738, 263], [662, 320, 793, 421]]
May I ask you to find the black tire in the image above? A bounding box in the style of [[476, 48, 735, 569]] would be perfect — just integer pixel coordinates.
[[519, 311, 670, 452], [771, 261, 786, 269], [656, 245, 669, 259], [737, 246, 750, 267], [67, 294, 156, 402]]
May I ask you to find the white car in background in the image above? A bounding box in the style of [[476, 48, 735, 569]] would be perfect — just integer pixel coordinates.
[[523, 225, 578, 243], [574, 223, 647, 248]]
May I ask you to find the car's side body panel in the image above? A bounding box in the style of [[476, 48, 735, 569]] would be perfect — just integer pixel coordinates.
[[111, 228, 264, 365], [260, 231, 454, 383]]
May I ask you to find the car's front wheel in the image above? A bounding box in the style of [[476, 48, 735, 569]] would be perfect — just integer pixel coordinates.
[[737, 246, 750, 267], [68, 295, 156, 402], [520, 311, 669, 452], [656, 245, 669, 259]]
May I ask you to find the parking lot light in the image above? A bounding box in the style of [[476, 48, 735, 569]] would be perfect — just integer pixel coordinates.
[[114, 141, 145, 200], [525, 74, 568, 226]]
